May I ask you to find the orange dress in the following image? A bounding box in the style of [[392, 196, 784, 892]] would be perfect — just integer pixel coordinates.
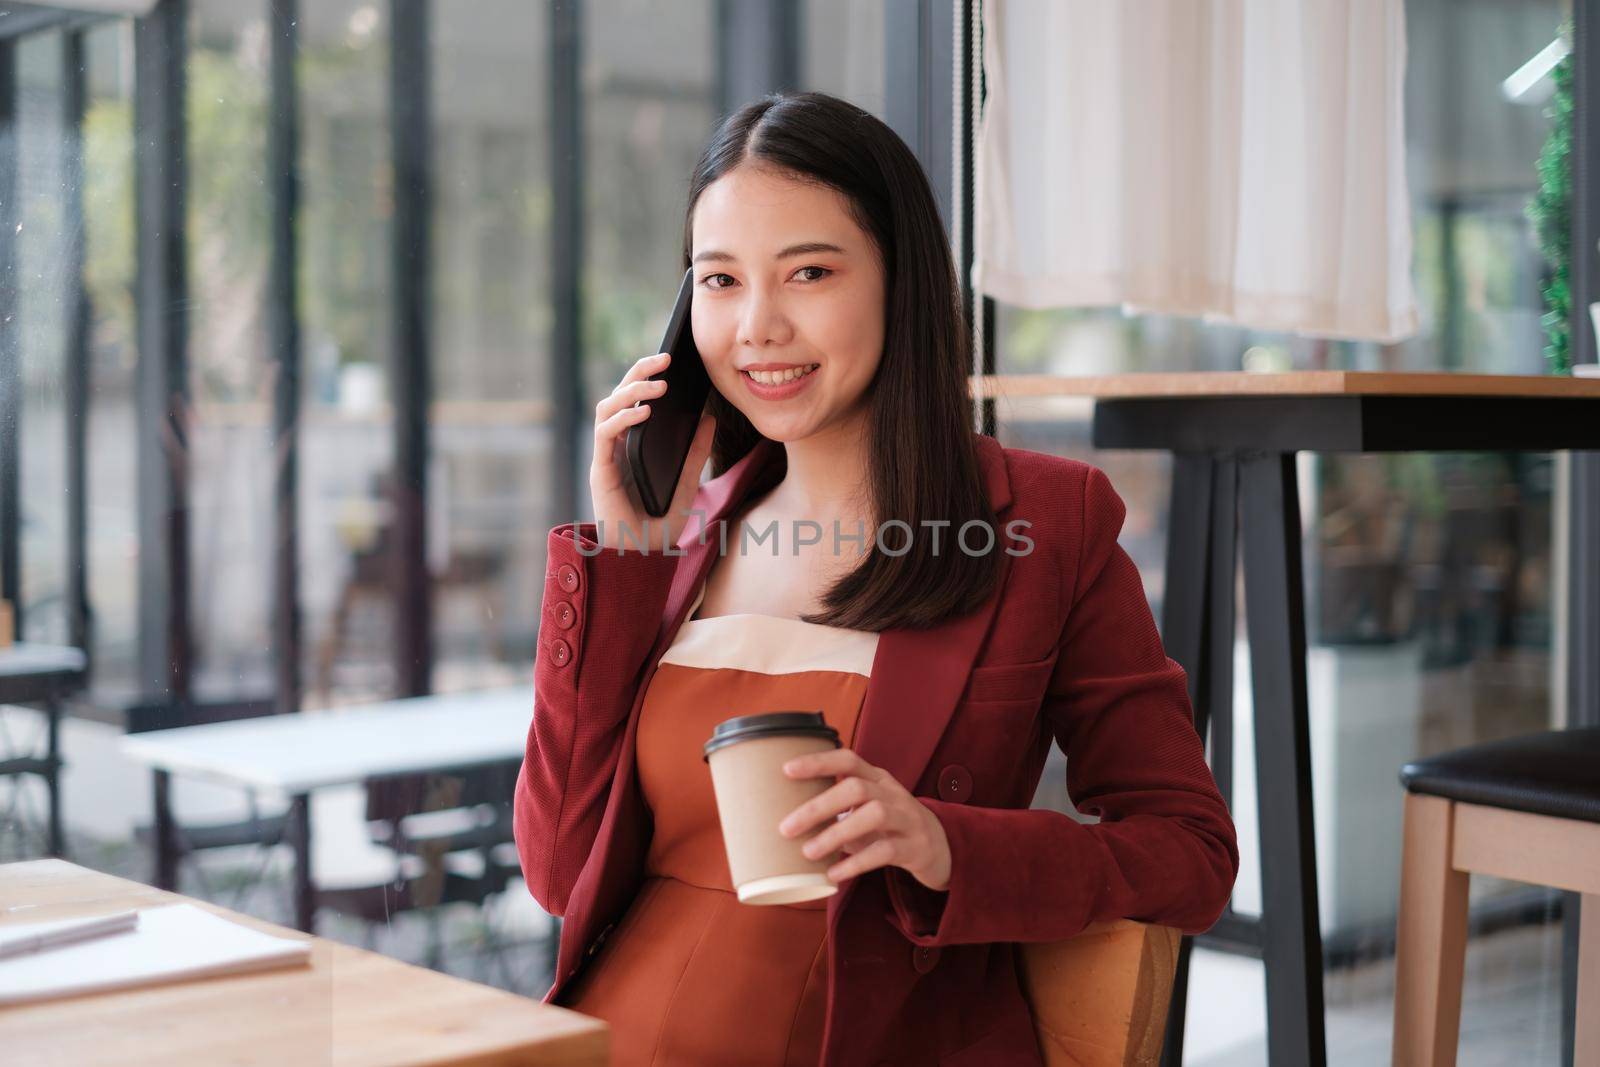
[[563, 578, 880, 1066]]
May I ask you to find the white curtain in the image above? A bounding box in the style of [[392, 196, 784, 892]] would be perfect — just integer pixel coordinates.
[[973, 0, 1419, 344]]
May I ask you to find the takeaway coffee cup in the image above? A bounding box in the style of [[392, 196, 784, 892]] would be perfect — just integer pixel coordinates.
[[702, 711, 842, 905]]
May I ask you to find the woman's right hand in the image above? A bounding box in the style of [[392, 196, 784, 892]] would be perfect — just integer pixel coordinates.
[[590, 351, 717, 552]]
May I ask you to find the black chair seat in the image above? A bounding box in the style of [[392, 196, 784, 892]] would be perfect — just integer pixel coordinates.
[[1399, 727, 1600, 824]]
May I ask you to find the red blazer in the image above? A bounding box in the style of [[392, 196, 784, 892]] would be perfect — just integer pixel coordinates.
[[513, 432, 1238, 1066]]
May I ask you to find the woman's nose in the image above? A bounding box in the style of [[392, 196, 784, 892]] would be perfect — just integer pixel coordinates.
[[735, 291, 791, 348]]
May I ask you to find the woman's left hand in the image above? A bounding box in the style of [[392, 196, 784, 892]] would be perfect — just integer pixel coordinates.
[[777, 748, 951, 892]]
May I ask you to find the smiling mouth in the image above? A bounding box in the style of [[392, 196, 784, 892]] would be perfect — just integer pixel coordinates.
[[742, 364, 820, 385]]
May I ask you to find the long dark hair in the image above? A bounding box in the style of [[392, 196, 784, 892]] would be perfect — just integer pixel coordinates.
[[681, 91, 1000, 632]]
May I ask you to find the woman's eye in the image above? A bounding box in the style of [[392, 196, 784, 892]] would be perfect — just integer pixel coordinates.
[[699, 266, 830, 289]]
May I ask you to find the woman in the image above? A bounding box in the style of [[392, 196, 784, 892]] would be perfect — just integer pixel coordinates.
[[513, 91, 1237, 1067]]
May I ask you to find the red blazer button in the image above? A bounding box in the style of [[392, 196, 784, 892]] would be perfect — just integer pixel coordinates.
[[552, 601, 576, 629], [937, 764, 972, 803], [549, 639, 572, 668], [557, 563, 581, 593], [911, 944, 940, 973]]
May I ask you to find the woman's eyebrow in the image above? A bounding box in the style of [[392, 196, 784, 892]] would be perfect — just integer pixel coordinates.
[[692, 241, 847, 264]]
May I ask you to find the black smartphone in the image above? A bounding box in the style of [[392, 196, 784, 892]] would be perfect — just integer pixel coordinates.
[[625, 267, 713, 518]]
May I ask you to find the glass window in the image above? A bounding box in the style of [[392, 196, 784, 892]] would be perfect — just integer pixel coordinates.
[[428, 2, 549, 693], [16, 33, 67, 646], [298, 0, 396, 707], [82, 20, 138, 701], [186, 0, 273, 703]]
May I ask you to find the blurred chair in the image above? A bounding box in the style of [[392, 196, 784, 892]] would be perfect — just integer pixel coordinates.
[[313, 500, 394, 700], [314, 531, 510, 701], [1019, 919, 1183, 1066], [128, 696, 292, 914], [315, 760, 535, 985], [1392, 727, 1600, 1065]]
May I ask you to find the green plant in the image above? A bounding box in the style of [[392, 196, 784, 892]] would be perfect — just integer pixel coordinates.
[[1528, 31, 1573, 376]]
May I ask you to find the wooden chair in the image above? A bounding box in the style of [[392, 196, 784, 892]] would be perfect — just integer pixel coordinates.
[[1019, 920, 1184, 1066], [1391, 727, 1600, 1066]]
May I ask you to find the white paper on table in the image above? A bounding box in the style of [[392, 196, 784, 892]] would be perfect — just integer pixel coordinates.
[[0, 902, 312, 1006]]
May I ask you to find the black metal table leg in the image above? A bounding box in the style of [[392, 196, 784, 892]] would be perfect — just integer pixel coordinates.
[[1161, 454, 1216, 683], [1159, 453, 1215, 1067], [45, 696, 63, 857], [1204, 459, 1238, 805], [152, 769, 179, 890], [1239, 452, 1326, 1066], [290, 791, 314, 932], [1563, 891, 1582, 1066]]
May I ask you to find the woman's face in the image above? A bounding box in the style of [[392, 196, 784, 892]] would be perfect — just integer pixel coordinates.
[[689, 164, 886, 443]]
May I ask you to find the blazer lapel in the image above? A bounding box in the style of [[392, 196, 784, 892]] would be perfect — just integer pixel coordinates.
[[830, 434, 1014, 918], [850, 577, 1006, 793], [854, 432, 1013, 791]]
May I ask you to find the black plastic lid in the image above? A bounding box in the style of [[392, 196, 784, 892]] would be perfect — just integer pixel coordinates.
[[702, 711, 839, 761]]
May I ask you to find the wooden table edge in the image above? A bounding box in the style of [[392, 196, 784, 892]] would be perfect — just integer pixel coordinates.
[[0, 859, 605, 1067], [968, 370, 1600, 400]]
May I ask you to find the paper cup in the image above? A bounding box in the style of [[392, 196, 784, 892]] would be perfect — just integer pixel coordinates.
[[702, 711, 842, 905]]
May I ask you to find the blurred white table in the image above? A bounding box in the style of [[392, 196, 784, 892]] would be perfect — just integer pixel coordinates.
[[120, 686, 534, 931]]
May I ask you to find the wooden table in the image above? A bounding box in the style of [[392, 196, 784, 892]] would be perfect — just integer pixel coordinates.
[[0, 644, 87, 857], [973, 371, 1600, 1067], [971, 368, 1600, 402], [120, 686, 534, 933], [0, 859, 604, 1066]]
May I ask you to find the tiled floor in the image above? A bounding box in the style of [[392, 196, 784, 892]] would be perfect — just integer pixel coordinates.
[[1184, 922, 1566, 1064]]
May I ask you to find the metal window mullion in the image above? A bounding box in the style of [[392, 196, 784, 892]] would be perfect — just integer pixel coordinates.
[[63, 28, 90, 660], [550, 0, 581, 530], [715, 0, 796, 115], [1564, 5, 1600, 1064], [133, 0, 191, 709], [268, 0, 301, 714], [1567, 0, 1600, 732], [886, 2, 956, 249], [0, 39, 17, 631], [389, 0, 431, 698], [955, 0, 993, 435]]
